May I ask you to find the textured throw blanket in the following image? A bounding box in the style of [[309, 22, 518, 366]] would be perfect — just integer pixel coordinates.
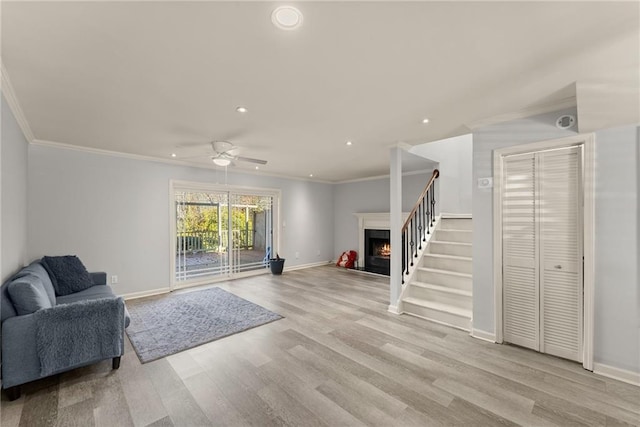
[[35, 297, 124, 376]]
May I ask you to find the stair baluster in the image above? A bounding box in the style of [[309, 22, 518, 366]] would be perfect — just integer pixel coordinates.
[[401, 169, 439, 283]]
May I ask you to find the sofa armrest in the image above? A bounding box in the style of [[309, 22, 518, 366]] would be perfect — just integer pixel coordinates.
[[2, 314, 40, 389], [90, 272, 107, 286], [36, 298, 125, 377]]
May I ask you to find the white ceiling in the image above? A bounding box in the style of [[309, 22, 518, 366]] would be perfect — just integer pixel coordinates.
[[2, 1, 639, 182]]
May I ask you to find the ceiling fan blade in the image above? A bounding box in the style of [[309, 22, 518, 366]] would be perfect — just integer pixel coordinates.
[[235, 156, 267, 165], [176, 153, 212, 160], [175, 141, 210, 148]]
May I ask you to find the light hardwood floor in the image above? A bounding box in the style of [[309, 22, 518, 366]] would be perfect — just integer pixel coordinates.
[[2, 266, 639, 426]]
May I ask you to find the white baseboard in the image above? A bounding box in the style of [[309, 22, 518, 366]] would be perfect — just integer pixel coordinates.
[[285, 260, 333, 271], [388, 304, 401, 315], [471, 328, 496, 343], [593, 362, 640, 386], [121, 287, 171, 301]]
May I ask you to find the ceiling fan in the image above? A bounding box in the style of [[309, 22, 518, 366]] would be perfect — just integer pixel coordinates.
[[184, 141, 267, 167]]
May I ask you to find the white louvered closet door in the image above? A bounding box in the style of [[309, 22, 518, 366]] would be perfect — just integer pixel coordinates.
[[502, 153, 539, 351], [539, 147, 583, 362], [502, 146, 583, 362]]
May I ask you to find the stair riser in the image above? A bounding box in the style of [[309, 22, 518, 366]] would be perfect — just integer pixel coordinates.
[[416, 270, 472, 291], [434, 230, 472, 244], [440, 218, 473, 231], [423, 256, 472, 274], [428, 242, 472, 257], [408, 286, 472, 310], [403, 302, 471, 331]]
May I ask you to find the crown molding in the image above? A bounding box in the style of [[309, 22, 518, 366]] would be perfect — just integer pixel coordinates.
[[464, 95, 577, 130], [30, 139, 335, 184], [334, 168, 433, 185], [1, 59, 35, 142]]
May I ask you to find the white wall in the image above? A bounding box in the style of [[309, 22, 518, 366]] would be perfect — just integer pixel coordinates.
[[592, 125, 639, 373], [410, 134, 473, 214], [472, 107, 639, 374], [27, 144, 334, 295], [1, 94, 29, 283], [332, 170, 435, 260]]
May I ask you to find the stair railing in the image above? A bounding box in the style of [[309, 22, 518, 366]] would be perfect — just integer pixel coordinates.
[[401, 169, 439, 284]]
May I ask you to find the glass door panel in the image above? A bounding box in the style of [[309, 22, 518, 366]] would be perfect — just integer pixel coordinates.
[[231, 193, 273, 273], [175, 191, 229, 282]]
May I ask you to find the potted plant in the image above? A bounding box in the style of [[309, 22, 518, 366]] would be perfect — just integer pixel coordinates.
[[269, 253, 285, 275]]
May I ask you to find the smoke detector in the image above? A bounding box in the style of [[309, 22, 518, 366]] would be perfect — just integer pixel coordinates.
[[556, 114, 576, 130]]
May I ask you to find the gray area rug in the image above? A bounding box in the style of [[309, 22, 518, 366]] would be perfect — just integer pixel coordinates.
[[125, 287, 283, 363]]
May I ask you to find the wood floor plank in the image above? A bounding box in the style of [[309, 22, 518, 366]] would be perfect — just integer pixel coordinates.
[[432, 377, 556, 426], [315, 379, 400, 426], [18, 381, 58, 427], [288, 345, 409, 417], [257, 383, 328, 427], [92, 374, 134, 427], [55, 399, 95, 427], [3, 265, 638, 427], [181, 370, 249, 427], [254, 361, 366, 427], [0, 394, 24, 427], [142, 359, 209, 427]]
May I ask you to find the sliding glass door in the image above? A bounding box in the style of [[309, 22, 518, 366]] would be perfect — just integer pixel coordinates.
[[172, 182, 278, 287], [230, 193, 274, 274]]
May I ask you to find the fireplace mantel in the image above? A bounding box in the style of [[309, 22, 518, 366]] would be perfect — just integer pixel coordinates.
[[353, 213, 407, 268]]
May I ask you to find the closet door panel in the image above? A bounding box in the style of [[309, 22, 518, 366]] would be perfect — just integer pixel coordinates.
[[539, 147, 583, 362], [502, 153, 539, 350]]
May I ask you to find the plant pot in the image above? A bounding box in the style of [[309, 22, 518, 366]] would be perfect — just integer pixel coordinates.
[[269, 258, 285, 275]]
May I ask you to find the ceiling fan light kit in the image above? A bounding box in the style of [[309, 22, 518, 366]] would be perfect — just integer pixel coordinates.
[[175, 140, 267, 168], [212, 157, 231, 167]]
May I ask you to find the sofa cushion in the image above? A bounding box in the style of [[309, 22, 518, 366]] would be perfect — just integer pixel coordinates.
[[41, 256, 93, 296], [1, 281, 18, 322], [7, 275, 54, 315], [15, 262, 56, 306], [55, 285, 115, 305]]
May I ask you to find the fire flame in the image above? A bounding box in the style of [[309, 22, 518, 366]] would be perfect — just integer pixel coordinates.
[[377, 243, 391, 257]]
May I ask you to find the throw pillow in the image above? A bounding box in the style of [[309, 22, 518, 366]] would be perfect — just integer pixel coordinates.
[[8, 275, 54, 315], [41, 255, 94, 296]]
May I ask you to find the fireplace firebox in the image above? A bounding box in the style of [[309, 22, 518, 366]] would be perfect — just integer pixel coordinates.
[[364, 229, 390, 276]]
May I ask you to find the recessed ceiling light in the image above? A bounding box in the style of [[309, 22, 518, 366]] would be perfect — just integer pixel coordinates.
[[346, 141, 353, 146], [171, 153, 177, 158], [272, 6, 303, 30], [236, 106, 248, 113], [309, 173, 313, 177], [255, 166, 259, 170], [422, 118, 430, 124]]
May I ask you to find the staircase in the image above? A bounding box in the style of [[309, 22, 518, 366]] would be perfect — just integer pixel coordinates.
[[402, 217, 473, 331]]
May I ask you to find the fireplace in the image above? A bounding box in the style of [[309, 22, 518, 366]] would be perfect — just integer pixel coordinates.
[[364, 229, 390, 276]]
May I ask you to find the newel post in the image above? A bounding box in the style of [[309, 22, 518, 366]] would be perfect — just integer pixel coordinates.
[[389, 146, 403, 313]]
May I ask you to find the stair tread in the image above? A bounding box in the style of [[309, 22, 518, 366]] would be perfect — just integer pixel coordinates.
[[430, 241, 472, 247], [418, 267, 472, 278], [409, 281, 472, 297], [403, 297, 472, 317], [423, 253, 472, 261]]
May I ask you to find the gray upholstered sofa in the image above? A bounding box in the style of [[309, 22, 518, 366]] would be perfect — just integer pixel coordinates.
[[1, 258, 130, 400]]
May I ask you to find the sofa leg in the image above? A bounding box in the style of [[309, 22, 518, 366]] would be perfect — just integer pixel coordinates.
[[112, 356, 121, 370], [5, 386, 21, 401]]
